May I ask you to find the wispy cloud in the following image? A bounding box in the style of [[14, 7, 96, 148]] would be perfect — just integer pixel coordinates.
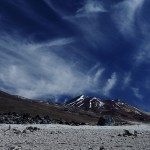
[[0, 33, 105, 99], [76, 0, 107, 17], [131, 87, 143, 100], [44, 0, 108, 50], [123, 73, 131, 87], [103, 72, 117, 96], [24, 38, 75, 51], [1, 0, 149, 108], [44, 0, 107, 18], [135, 40, 150, 64], [112, 0, 145, 37]]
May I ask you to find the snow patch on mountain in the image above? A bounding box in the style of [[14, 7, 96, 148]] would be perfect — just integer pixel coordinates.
[[99, 101, 104, 107]]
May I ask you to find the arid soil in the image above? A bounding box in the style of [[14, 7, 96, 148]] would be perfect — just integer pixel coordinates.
[[0, 124, 150, 150]]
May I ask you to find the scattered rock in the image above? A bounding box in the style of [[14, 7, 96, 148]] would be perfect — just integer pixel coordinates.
[[0, 112, 86, 125], [9, 146, 22, 150], [22, 129, 30, 134], [88, 146, 93, 149], [134, 130, 138, 137], [97, 117, 106, 126], [123, 130, 133, 136], [13, 129, 21, 134], [26, 126, 40, 132], [118, 130, 138, 137], [97, 115, 115, 126], [50, 131, 55, 134], [8, 125, 11, 130], [100, 146, 105, 150]]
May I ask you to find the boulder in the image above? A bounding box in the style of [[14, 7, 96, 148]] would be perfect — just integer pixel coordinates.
[[97, 117, 106, 126]]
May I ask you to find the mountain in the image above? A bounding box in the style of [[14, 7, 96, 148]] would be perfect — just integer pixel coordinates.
[[0, 91, 150, 125], [0, 91, 97, 124], [66, 95, 150, 124], [66, 95, 104, 112]]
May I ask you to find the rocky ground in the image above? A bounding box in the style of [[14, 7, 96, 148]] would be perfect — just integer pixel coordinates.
[[0, 124, 150, 150], [0, 113, 86, 126]]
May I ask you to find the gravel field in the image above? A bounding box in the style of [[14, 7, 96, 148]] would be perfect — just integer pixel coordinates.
[[0, 124, 150, 150]]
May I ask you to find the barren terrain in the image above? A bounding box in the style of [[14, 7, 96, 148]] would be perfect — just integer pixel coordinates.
[[0, 124, 150, 150]]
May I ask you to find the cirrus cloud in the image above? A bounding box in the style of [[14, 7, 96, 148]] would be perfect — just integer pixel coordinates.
[[103, 72, 117, 96], [112, 0, 145, 37], [0, 33, 106, 99]]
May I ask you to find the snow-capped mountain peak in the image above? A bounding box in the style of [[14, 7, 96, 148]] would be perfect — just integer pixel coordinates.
[[66, 95, 148, 119], [66, 95, 104, 111]]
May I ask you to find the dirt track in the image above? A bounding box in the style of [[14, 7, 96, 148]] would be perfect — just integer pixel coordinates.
[[0, 124, 150, 150]]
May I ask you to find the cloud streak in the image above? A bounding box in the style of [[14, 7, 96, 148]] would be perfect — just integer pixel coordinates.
[[76, 0, 107, 17], [131, 87, 143, 100], [123, 73, 131, 88], [1, 0, 150, 110], [0, 33, 106, 99], [103, 72, 117, 96], [112, 0, 145, 37], [135, 38, 150, 65]]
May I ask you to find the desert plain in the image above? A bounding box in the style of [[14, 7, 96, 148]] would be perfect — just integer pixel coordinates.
[[0, 124, 150, 150]]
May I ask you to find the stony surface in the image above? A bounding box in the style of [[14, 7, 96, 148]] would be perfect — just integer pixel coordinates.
[[0, 124, 150, 150], [0, 113, 85, 126]]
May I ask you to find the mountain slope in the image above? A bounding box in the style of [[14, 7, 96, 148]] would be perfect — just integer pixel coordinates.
[[0, 91, 97, 124], [66, 95, 150, 123], [0, 91, 150, 125], [66, 95, 104, 112]]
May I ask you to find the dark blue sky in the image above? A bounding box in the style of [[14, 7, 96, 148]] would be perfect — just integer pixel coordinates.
[[0, 0, 150, 111]]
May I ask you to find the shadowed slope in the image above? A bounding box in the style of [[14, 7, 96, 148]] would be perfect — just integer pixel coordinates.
[[0, 91, 97, 124]]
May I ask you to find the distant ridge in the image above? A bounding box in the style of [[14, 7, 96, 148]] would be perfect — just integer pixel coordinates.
[[0, 91, 97, 124], [0, 91, 150, 125], [66, 95, 150, 123]]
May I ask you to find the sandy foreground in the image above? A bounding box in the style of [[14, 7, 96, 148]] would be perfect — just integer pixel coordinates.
[[0, 124, 150, 150]]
